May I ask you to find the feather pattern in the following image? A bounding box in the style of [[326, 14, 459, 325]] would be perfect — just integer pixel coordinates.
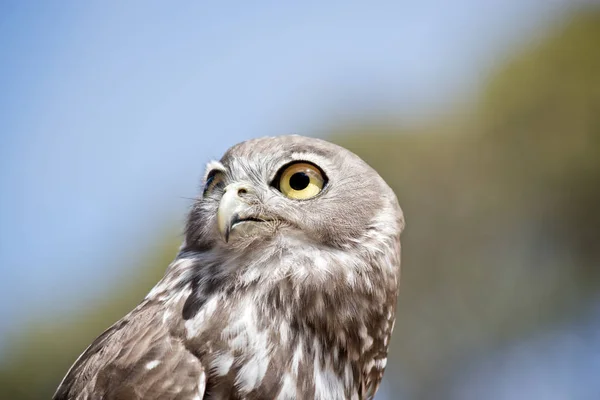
[[54, 135, 404, 400]]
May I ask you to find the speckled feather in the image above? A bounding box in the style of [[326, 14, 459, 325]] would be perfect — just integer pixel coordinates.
[[54, 135, 404, 400]]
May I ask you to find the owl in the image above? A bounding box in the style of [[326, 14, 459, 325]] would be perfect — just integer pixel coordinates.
[[54, 135, 404, 400]]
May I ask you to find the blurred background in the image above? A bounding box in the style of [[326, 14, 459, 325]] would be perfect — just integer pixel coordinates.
[[1, 1, 599, 399]]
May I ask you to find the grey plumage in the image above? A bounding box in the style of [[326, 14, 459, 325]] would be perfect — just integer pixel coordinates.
[[54, 135, 404, 400]]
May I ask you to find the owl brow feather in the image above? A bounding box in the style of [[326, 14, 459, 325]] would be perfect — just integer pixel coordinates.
[[331, 172, 369, 185]]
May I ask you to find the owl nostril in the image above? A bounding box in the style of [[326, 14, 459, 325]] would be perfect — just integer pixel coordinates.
[[237, 188, 248, 196]]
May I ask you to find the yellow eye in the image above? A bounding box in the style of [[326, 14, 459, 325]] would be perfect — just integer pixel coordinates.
[[278, 162, 325, 200]]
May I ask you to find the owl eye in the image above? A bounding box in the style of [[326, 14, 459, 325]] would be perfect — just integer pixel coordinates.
[[276, 162, 326, 200], [203, 170, 225, 197]]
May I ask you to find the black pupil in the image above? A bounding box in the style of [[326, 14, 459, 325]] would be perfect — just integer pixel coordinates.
[[289, 172, 310, 191]]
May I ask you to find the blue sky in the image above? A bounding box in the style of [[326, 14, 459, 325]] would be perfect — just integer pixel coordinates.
[[0, 1, 576, 346]]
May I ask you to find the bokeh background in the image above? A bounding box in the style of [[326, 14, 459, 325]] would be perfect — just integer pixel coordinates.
[[1, 1, 599, 399]]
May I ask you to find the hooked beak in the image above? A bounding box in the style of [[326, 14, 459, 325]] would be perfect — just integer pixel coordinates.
[[217, 183, 264, 242]]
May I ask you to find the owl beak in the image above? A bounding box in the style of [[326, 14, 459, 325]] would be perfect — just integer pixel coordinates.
[[217, 183, 254, 242]]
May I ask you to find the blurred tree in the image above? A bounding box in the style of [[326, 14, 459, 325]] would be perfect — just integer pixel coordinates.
[[333, 7, 600, 399], [480, 10, 600, 272], [1, 7, 599, 400]]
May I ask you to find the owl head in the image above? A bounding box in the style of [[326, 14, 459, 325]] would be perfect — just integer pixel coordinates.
[[185, 135, 403, 257]]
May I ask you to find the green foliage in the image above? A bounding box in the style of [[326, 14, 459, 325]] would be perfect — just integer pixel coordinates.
[[1, 7, 599, 400]]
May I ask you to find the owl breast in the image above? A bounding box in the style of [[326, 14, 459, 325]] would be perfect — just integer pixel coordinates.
[[174, 282, 390, 400]]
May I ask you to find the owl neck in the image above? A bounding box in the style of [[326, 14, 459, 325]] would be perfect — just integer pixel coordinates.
[[165, 237, 397, 344]]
